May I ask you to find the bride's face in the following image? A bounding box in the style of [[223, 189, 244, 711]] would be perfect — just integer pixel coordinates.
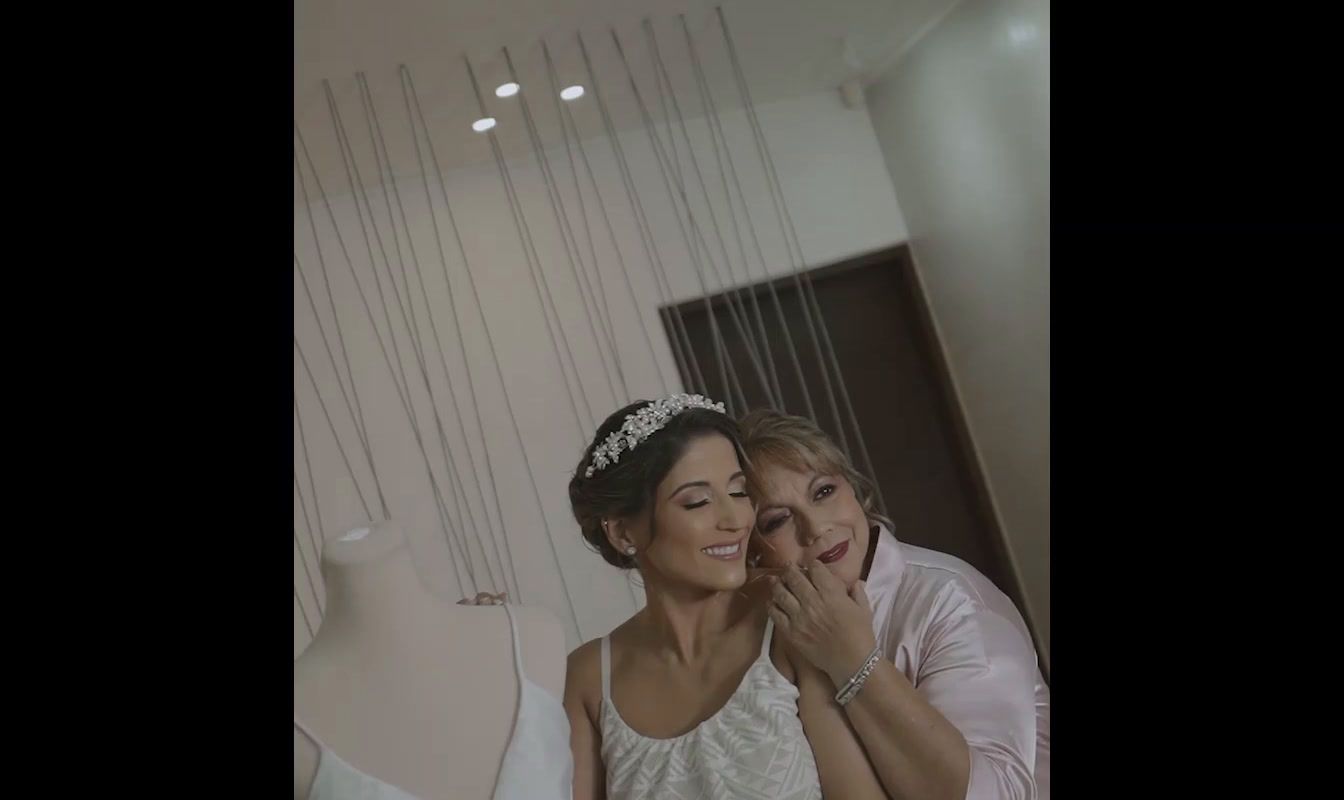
[[749, 461, 870, 589], [620, 434, 755, 593]]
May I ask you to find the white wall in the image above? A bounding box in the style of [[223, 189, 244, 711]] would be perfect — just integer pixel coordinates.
[[294, 88, 909, 655], [864, 0, 1050, 664]]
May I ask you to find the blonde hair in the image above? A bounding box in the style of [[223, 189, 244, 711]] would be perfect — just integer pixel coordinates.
[[738, 408, 892, 533]]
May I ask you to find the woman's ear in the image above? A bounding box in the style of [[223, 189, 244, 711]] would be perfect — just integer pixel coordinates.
[[604, 517, 636, 557]]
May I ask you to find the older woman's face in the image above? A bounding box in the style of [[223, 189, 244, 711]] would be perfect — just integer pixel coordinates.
[[749, 461, 870, 588]]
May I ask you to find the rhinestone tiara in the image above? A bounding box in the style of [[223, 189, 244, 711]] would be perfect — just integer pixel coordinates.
[[583, 393, 727, 478]]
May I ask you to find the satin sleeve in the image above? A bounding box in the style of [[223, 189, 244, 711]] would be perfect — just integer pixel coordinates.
[[913, 580, 1040, 800]]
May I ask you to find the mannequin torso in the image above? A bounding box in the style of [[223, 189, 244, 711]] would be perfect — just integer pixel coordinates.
[[293, 522, 566, 800]]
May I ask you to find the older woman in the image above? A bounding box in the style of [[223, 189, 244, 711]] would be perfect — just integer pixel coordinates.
[[740, 408, 1049, 800]]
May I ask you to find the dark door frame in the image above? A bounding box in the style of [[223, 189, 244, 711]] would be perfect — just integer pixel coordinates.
[[663, 244, 1045, 674]]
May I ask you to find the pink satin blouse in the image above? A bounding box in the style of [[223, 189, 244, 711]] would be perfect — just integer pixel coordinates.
[[865, 525, 1050, 800]]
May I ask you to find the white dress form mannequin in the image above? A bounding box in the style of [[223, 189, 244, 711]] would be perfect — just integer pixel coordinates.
[[293, 521, 566, 800]]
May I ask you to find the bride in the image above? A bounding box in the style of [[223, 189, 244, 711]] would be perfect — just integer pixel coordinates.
[[562, 394, 887, 799]]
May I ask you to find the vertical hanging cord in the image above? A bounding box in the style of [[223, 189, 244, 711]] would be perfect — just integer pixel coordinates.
[[542, 42, 674, 398], [293, 394, 328, 562], [374, 75, 520, 595], [319, 89, 499, 590], [293, 148, 392, 519], [322, 82, 503, 582], [293, 471, 325, 617], [294, 584, 316, 638], [395, 71, 528, 600], [293, 469, 324, 580], [607, 28, 736, 414], [685, 17, 813, 422], [578, 32, 709, 399], [680, 14, 784, 408], [297, 238, 479, 594], [298, 328, 481, 594], [387, 63, 584, 641], [294, 529, 322, 619], [300, 102, 488, 592], [644, 20, 776, 411], [320, 83, 492, 571], [346, 78, 496, 595], [296, 200, 479, 591], [609, 28, 747, 414], [292, 474, 323, 616], [538, 42, 630, 401], [716, 5, 887, 514], [294, 338, 375, 520], [293, 140, 377, 454], [501, 46, 627, 409], [462, 57, 596, 434]]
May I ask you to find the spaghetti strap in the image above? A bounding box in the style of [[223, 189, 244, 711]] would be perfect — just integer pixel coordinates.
[[293, 718, 327, 751], [501, 604, 526, 680], [600, 636, 612, 701], [759, 616, 775, 660]]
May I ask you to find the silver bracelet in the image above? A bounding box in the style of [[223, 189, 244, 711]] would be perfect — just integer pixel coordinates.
[[834, 646, 883, 706]]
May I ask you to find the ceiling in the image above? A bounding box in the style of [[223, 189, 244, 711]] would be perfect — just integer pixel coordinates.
[[294, 0, 960, 192]]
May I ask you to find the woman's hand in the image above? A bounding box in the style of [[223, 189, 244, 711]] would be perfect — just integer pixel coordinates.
[[779, 589, 893, 800], [766, 560, 878, 688]]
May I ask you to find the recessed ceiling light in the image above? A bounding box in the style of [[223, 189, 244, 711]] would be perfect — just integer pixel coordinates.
[[495, 82, 520, 98], [472, 117, 497, 132], [560, 85, 585, 101]]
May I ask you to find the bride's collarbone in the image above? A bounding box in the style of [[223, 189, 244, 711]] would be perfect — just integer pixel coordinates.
[[610, 627, 766, 738]]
